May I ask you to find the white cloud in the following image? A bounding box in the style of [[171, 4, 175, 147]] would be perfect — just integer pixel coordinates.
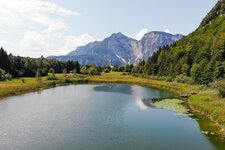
[[63, 34, 96, 54], [0, 0, 100, 58], [20, 30, 59, 57], [0, 0, 89, 57], [0, 41, 13, 50], [0, 0, 79, 26], [164, 29, 171, 33], [135, 28, 149, 40], [43, 22, 68, 34], [20, 31, 97, 57]]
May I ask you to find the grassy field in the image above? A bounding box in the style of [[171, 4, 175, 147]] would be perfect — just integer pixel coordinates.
[[0, 77, 53, 99], [189, 90, 225, 133], [0, 72, 224, 135]]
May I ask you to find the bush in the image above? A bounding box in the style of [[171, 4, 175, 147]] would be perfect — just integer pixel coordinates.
[[21, 79, 25, 83], [0, 69, 12, 81], [158, 76, 174, 82], [103, 69, 110, 73], [39, 68, 48, 76], [88, 67, 101, 75], [0, 69, 6, 81], [132, 73, 139, 77], [49, 68, 55, 74], [212, 79, 225, 98], [121, 72, 127, 76], [46, 76, 58, 81], [36, 69, 42, 83], [5, 73, 12, 81], [175, 75, 194, 85]]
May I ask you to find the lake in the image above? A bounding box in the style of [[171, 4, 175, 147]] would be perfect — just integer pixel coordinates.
[[0, 84, 224, 150]]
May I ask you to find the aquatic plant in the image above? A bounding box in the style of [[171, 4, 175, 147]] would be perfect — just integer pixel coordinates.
[[152, 99, 190, 116]]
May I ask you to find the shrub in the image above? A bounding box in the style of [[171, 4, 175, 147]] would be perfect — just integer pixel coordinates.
[[0, 69, 12, 81], [22, 79, 25, 83], [49, 68, 55, 74], [5, 73, 12, 81], [88, 67, 101, 75], [159, 76, 174, 82], [165, 77, 173, 82], [41, 68, 48, 76], [132, 73, 140, 77], [46, 76, 58, 81], [212, 79, 225, 98], [103, 69, 110, 73], [175, 75, 194, 85], [0, 69, 6, 81], [36, 69, 42, 83], [121, 72, 127, 76]]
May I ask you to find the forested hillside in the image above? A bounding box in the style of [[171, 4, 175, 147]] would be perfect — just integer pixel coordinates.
[[133, 0, 225, 85]]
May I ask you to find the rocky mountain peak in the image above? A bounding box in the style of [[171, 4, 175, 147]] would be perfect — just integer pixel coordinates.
[[49, 31, 184, 66]]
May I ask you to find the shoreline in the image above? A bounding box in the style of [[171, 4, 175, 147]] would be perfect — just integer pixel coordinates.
[[0, 73, 224, 136]]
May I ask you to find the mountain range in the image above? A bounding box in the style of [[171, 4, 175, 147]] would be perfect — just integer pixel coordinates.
[[49, 31, 183, 66]]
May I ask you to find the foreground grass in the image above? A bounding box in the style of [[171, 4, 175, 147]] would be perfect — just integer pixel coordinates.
[[189, 90, 225, 134], [0, 77, 53, 99], [0, 72, 224, 135]]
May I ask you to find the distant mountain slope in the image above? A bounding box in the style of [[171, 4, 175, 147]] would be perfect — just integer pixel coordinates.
[[140, 32, 183, 60], [143, 0, 225, 84], [49, 31, 183, 66]]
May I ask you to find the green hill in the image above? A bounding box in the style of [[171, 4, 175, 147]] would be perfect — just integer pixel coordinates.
[[143, 0, 225, 85]]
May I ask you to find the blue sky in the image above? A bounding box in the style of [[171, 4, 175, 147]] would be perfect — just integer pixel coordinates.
[[0, 0, 218, 57]]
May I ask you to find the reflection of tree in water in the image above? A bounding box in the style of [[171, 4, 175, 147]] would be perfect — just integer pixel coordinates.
[[142, 98, 154, 107], [93, 84, 133, 95]]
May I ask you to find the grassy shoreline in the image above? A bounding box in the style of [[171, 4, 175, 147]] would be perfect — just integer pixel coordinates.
[[0, 72, 224, 135]]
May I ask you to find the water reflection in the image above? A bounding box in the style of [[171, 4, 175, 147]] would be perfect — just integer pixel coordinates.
[[93, 84, 133, 95], [135, 98, 148, 111], [93, 84, 172, 111]]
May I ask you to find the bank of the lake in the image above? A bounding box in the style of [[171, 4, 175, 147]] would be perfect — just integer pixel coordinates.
[[0, 72, 224, 136]]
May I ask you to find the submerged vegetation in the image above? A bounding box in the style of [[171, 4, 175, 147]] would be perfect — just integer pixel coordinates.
[[152, 99, 189, 116]]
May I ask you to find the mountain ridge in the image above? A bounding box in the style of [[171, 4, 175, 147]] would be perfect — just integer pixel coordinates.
[[49, 31, 183, 66]]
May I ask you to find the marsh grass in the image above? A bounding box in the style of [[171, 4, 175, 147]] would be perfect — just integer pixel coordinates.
[[189, 90, 225, 134], [0, 77, 51, 99]]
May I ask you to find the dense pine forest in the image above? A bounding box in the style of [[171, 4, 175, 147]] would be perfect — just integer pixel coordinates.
[[0, 47, 80, 80], [132, 0, 225, 85]]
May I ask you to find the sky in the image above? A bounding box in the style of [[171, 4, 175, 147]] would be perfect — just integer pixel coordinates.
[[0, 0, 218, 57]]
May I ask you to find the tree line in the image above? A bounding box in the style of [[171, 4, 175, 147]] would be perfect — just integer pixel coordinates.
[[0, 47, 81, 80]]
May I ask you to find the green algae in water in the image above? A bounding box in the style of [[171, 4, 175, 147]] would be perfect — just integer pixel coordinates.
[[152, 99, 190, 116]]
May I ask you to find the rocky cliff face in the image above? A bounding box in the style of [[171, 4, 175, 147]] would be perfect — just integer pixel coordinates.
[[140, 32, 183, 60], [49, 31, 183, 66]]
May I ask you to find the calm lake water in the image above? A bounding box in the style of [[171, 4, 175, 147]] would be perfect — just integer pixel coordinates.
[[0, 84, 224, 150]]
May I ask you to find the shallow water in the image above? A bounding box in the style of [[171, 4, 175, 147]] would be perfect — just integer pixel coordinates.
[[0, 84, 224, 150]]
